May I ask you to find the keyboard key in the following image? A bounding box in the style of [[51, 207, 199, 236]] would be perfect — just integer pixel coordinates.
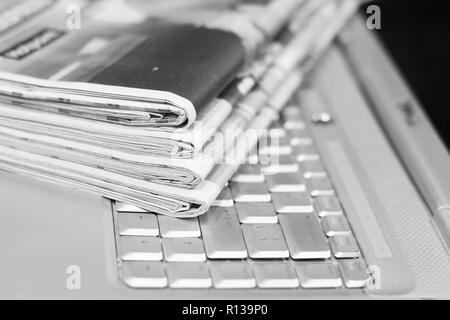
[[268, 124, 287, 138], [119, 236, 163, 261], [299, 160, 327, 178], [210, 262, 256, 289], [162, 238, 206, 262], [282, 105, 302, 118], [281, 108, 304, 121], [296, 262, 342, 288], [236, 202, 278, 224], [158, 215, 200, 238], [230, 182, 271, 202], [287, 128, 313, 145], [260, 154, 298, 174], [266, 172, 305, 192], [306, 177, 335, 197], [116, 202, 146, 213], [292, 144, 320, 162], [322, 215, 351, 236], [284, 119, 306, 130], [258, 135, 292, 155], [330, 235, 360, 258], [117, 212, 159, 237], [212, 187, 234, 207], [338, 260, 369, 288], [279, 213, 330, 259], [121, 261, 167, 288], [314, 196, 343, 217], [272, 192, 313, 213], [231, 164, 264, 183], [167, 263, 212, 288], [199, 207, 247, 259], [254, 263, 299, 288], [242, 224, 289, 259]]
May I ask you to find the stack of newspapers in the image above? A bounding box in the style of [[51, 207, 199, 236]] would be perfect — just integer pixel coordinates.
[[0, 0, 358, 217]]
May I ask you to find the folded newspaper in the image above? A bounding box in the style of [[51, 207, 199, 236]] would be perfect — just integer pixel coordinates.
[[0, 0, 359, 217], [0, 0, 308, 159], [0, 7, 242, 130], [0, 0, 335, 188]]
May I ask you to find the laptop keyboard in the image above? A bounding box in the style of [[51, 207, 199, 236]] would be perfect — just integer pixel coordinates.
[[113, 104, 371, 290]]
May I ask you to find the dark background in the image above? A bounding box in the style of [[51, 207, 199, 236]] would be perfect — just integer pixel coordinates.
[[364, 0, 450, 145]]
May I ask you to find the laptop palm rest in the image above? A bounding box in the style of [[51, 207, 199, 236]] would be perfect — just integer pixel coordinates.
[[0, 171, 117, 298]]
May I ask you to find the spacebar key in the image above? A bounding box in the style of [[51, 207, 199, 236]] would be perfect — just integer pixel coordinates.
[[199, 206, 248, 259]]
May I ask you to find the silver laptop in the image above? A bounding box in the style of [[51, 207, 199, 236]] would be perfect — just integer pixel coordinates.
[[1, 16, 450, 299]]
